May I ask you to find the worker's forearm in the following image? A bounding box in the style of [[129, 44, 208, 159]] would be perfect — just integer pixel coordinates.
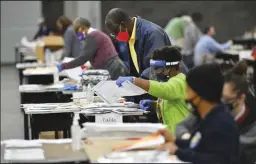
[[134, 77, 150, 92]]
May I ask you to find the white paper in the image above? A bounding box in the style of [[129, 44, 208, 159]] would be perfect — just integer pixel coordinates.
[[3, 140, 42, 148], [95, 113, 123, 124], [62, 57, 82, 81], [4, 148, 45, 161], [83, 123, 166, 133], [20, 36, 37, 51], [93, 81, 147, 104], [239, 50, 253, 61]]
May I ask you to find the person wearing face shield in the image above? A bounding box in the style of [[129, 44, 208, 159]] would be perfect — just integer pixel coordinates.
[[105, 8, 171, 79], [116, 46, 190, 134], [56, 17, 128, 80], [156, 63, 239, 164]]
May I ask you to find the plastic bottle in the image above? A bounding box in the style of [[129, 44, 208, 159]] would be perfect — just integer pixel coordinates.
[[71, 113, 81, 151], [45, 48, 51, 66]]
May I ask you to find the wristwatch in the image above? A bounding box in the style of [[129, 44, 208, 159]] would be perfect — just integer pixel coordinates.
[[132, 77, 136, 84]]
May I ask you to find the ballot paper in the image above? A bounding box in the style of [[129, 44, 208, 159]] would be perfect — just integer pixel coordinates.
[[4, 148, 45, 161], [112, 134, 165, 151], [82, 123, 166, 133], [4, 140, 42, 148], [239, 50, 253, 61], [62, 57, 91, 81], [93, 81, 147, 104]]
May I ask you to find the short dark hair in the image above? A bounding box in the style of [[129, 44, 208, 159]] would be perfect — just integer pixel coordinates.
[[57, 16, 72, 32], [152, 46, 182, 70], [105, 8, 130, 25], [203, 26, 212, 34], [75, 17, 91, 28], [191, 12, 203, 23]]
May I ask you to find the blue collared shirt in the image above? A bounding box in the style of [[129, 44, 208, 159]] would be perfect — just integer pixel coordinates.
[[194, 35, 231, 66], [118, 16, 171, 78]]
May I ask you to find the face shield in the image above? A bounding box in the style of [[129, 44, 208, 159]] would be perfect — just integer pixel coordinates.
[[150, 59, 180, 82]]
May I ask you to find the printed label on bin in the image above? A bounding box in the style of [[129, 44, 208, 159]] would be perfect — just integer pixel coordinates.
[[95, 113, 123, 124]]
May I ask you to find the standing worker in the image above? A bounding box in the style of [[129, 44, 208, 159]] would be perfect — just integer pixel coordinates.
[[105, 8, 171, 79], [116, 46, 190, 134], [56, 17, 128, 80]]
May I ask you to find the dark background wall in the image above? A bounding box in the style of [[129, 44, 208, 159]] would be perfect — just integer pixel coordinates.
[[101, 1, 256, 42], [42, 1, 64, 33]]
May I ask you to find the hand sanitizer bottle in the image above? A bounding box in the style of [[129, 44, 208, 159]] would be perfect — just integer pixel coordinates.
[[71, 113, 81, 151]]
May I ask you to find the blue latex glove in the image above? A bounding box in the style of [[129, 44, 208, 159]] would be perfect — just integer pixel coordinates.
[[116, 76, 133, 87], [139, 99, 152, 111], [60, 84, 78, 91], [56, 64, 63, 72]]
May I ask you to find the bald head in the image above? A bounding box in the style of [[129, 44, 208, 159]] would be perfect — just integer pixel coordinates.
[[105, 8, 131, 25], [105, 8, 134, 37]]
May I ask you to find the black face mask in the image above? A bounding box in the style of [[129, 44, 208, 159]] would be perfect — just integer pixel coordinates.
[[156, 72, 169, 82]]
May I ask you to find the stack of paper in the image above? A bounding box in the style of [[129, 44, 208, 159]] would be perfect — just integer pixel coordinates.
[[112, 134, 165, 151], [83, 123, 166, 133], [4, 148, 45, 161]]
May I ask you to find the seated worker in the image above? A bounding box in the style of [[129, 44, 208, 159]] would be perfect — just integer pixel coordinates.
[[194, 25, 233, 66], [157, 63, 239, 164], [164, 11, 188, 48], [175, 60, 256, 140], [56, 17, 128, 80], [56, 16, 96, 59], [181, 12, 203, 69], [105, 8, 171, 79], [116, 46, 190, 134], [33, 16, 51, 40]]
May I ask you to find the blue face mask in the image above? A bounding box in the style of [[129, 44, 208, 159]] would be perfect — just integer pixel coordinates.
[[77, 32, 86, 41]]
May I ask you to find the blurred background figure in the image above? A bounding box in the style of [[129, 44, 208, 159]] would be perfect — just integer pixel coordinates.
[[33, 16, 51, 40], [194, 25, 233, 66], [164, 11, 188, 48], [56, 16, 82, 58], [181, 12, 204, 69]]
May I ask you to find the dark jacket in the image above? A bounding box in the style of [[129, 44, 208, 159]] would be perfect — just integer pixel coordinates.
[[117, 16, 171, 78], [175, 104, 239, 164]]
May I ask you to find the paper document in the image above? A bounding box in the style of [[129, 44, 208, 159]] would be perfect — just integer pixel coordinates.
[[112, 134, 165, 151], [62, 57, 82, 81], [93, 81, 147, 104], [20, 36, 37, 52], [83, 123, 166, 133], [4, 148, 45, 161]]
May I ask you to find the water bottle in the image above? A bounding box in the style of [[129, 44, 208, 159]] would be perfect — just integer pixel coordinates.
[[71, 113, 81, 151], [45, 48, 51, 66]]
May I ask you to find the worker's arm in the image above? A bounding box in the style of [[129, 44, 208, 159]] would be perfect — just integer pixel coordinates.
[[61, 35, 97, 70], [208, 37, 231, 53], [134, 76, 185, 101]]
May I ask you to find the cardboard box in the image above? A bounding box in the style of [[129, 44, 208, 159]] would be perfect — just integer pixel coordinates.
[[36, 36, 64, 62]]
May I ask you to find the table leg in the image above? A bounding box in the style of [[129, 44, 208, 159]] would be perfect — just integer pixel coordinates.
[[24, 113, 29, 140], [28, 114, 32, 140]]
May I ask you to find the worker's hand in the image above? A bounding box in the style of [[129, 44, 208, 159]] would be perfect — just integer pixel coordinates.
[[228, 40, 233, 45], [139, 99, 152, 111], [157, 142, 178, 154], [156, 128, 176, 143], [56, 64, 63, 72], [116, 76, 134, 87]]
